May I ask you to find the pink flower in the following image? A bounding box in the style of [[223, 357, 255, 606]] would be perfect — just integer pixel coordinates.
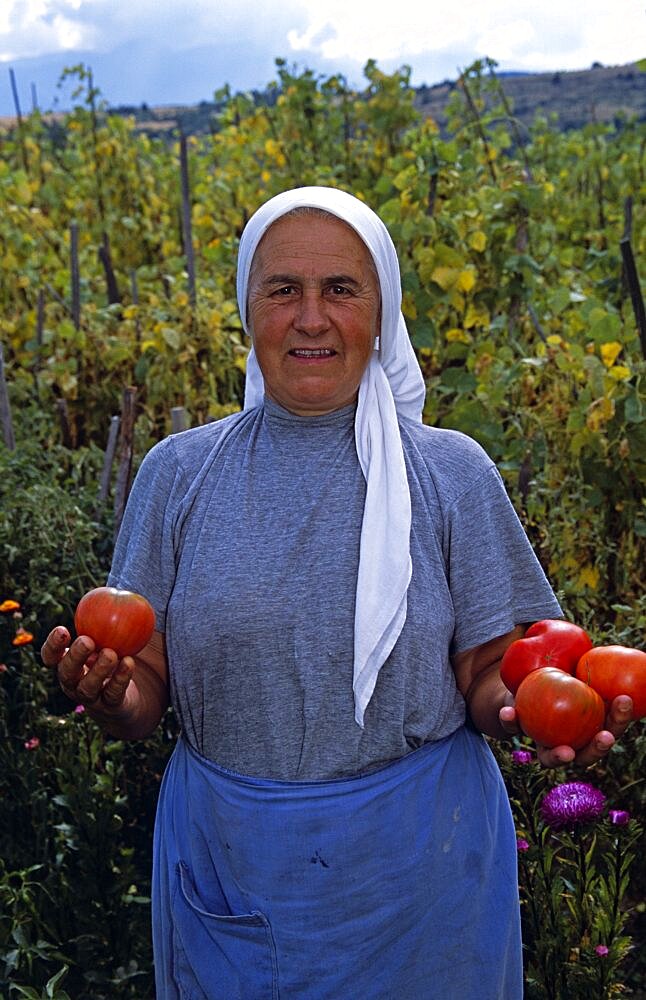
[[0, 663, 7, 673], [74, 704, 86, 714], [24, 737, 40, 750], [595, 945, 609, 957], [512, 749, 534, 765], [516, 837, 530, 852], [540, 781, 606, 830], [608, 809, 630, 826]]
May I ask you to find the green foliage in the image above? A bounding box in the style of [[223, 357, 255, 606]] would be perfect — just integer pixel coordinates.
[[0, 619, 177, 997], [0, 56, 644, 996], [0, 422, 112, 637]]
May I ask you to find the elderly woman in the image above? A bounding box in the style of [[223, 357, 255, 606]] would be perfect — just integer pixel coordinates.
[[42, 187, 632, 999]]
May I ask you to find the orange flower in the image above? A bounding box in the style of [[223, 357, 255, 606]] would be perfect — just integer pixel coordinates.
[[0, 600, 21, 613], [12, 629, 34, 646]]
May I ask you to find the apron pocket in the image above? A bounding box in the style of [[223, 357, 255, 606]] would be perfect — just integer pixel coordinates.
[[171, 861, 279, 1000]]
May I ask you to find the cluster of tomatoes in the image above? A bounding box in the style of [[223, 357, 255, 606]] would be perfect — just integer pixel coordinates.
[[500, 620, 646, 749]]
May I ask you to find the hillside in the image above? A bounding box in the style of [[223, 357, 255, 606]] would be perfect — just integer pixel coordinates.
[[106, 60, 645, 139], [415, 61, 646, 133]]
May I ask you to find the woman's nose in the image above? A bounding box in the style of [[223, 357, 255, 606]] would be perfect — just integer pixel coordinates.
[[293, 291, 329, 335]]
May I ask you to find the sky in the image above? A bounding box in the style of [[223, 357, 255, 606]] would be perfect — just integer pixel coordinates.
[[0, 0, 644, 117]]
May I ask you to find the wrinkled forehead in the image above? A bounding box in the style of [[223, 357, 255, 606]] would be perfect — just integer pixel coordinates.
[[248, 207, 379, 282]]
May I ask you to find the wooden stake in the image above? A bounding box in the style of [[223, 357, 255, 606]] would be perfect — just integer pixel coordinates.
[[620, 237, 646, 361], [113, 387, 138, 540], [95, 414, 121, 514], [70, 222, 81, 330], [179, 133, 197, 309], [171, 406, 188, 434], [98, 232, 121, 305], [56, 398, 74, 449], [0, 342, 16, 451]]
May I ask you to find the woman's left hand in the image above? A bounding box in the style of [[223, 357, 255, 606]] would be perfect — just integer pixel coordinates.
[[499, 695, 634, 767]]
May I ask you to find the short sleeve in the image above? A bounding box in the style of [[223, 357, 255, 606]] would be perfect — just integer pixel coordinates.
[[448, 466, 562, 654], [107, 436, 186, 633]]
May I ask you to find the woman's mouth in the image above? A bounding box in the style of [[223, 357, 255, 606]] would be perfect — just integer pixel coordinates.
[[289, 348, 337, 358]]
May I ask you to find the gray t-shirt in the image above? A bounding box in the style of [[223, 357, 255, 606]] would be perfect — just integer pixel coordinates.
[[108, 398, 562, 779]]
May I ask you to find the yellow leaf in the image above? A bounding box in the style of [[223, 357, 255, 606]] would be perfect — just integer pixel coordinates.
[[600, 341, 622, 367], [577, 564, 599, 590], [431, 266, 458, 290], [464, 303, 490, 330], [456, 269, 476, 293], [402, 291, 417, 320], [446, 327, 472, 344], [469, 230, 487, 252], [547, 334, 563, 346], [586, 396, 615, 431], [608, 365, 631, 381]]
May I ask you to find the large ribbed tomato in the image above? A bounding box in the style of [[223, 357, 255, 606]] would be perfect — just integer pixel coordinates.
[[575, 645, 646, 720], [514, 667, 606, 749], [500, 619, 593, 695], [74, 587, 155, 659]]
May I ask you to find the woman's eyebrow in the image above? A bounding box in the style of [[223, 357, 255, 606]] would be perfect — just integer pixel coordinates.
[[261, 273, 363, 288]]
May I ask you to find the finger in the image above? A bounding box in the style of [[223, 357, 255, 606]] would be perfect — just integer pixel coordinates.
[[100, 658, 135, 708], [572, 730, 616, 767], [536, 744, 577, 767], [57, 636, 96, 695], [605, 696, 633, 736], [74, 647, 119, 704], [40, 626, 71, 667], [499, 705, 521, 735]]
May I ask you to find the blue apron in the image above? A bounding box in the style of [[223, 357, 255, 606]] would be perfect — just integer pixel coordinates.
[[152, 726, 522, 999]]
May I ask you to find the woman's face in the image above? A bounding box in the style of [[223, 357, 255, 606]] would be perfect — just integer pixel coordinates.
[[247, 212, 381, 416]]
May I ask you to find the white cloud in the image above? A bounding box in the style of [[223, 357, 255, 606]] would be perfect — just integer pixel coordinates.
[[286, 0, 645, 71], [0, 0, 98, 61]]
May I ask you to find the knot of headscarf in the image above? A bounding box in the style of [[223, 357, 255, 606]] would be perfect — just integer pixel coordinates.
[[236, 186, 426, 726]]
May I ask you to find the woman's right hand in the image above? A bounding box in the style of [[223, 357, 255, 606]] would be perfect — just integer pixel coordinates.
[[41, 626, 169, 739], [41, 626, 135, 716]]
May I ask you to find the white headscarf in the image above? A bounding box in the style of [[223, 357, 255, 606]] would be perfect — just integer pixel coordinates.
[[236, 186, 426, 727]]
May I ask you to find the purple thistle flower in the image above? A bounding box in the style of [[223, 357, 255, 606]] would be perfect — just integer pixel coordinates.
[[608, 809, 630, 826], [595, 945, 609, 957], [516, 837, 530, 852], [540, 781, 606, 830], [512, 749, 534, 765]]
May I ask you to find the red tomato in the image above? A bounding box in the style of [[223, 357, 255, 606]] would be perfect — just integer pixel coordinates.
[[514, 666, 606, 749], [74, 587, 155, 659], [575, 645, 646, 720], [500, 619, 593, 694]]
